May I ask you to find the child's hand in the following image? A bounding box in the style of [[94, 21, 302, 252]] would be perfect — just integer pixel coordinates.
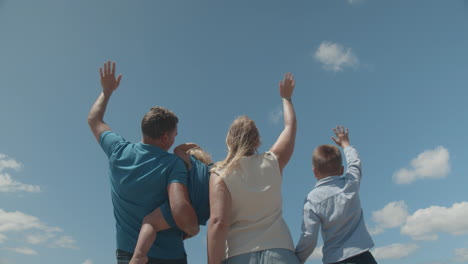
[[279, 72, 295, 99], [331, 125, 350, 148]]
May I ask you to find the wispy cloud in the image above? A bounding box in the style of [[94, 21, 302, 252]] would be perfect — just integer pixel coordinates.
[[82, 260, 93, 264], [454, 248, 468, 262], [314, 41, 359, 72], [5, 247, 38, 255], [0, 154, 40, 193], [347, 0, 363, 4], [401, 202, 468, 241], [393, 146, 450, 184], [372, 244, 419, 259], [370, 201, 409, 235], [269, 106, 283, 125], [0, 233, 7, 243], [0, 209, 77, 249]]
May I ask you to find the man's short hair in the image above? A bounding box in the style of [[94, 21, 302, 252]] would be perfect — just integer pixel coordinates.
[[141, 107, 178, 139], [312, 145, 342, 176]]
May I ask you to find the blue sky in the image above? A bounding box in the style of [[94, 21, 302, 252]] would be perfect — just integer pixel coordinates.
[[1, 0, 467, 263]]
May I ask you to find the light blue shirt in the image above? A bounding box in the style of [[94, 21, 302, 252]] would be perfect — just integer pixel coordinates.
[[295, 146, 374, 264]]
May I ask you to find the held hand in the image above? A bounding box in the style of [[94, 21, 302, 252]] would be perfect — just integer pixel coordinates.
[[99, 61, 122, 96], [279, 72, 295, 99], [331, 125, 350, 148], [174, 143, 199, 156]]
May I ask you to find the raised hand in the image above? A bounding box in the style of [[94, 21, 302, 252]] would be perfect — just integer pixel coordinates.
[[331, 125, 350, 148], [99, 61, 122, 96], [279, 72, 295, 99]]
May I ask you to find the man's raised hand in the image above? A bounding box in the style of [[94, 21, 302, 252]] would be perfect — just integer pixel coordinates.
[[100, 61, 122, 96], [331, 125, 350, 148]]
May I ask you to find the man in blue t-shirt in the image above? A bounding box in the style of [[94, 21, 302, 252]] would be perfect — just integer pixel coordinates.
[[88, 61, 199, 264]]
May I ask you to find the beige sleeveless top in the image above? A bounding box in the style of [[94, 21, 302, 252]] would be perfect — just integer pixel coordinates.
[[220, 151, 295, 259]]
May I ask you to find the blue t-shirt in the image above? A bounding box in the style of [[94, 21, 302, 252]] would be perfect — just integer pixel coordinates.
[[161, 155, 211, 227], [99, 131, 188, 260]]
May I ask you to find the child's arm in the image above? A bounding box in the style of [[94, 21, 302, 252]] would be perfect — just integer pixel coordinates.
[[269, 73, 297, 174], [174, 143, 199, 170], [130, 208, 171, 264], [331, 126, 362, 182], [295, 200, 320, 264]]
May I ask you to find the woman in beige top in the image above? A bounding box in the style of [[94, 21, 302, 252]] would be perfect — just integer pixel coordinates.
[[208, 73, 299, 264]]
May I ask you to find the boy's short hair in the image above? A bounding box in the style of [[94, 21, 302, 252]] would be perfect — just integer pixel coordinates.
[[188, 147, 213, 166], [313, 145, 343, 176], [141, 107, 178, 140]]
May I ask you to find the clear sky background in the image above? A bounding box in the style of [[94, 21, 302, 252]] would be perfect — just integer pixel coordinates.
[[1, 0, 467, 263]]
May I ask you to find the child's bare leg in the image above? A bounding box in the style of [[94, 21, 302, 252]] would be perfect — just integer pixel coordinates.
[[130, 208, 171, 264]]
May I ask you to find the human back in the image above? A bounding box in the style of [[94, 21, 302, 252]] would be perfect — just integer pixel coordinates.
[[220, 150, 294, 258], [208, 73, 299, 264], [88, 61, 198, 263], [101, 130, 188, 258]]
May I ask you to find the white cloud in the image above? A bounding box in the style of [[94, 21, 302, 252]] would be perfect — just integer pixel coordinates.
[[6, 247, 38, 255], [0, 173, 41, 193], [370, 201, 409, 235], [393, 146, 450, 184], [314, 41, 359, 72], [0, 209, 76, 249], [51, 235, 78, 249], [0, 154, 21, 172], [0, 233, 7, 243], [401, 202, 468, 241], [0, 154, 40, 193], [454, 248, 468, 262], [372, 244, 419, 259], [0, 209, 47, 232], [82, 260, 93, 264], [269, 106, 283, 125]]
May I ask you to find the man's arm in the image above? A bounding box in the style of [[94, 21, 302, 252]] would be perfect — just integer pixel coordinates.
[[168, 183, 200, 237], [295, 200, 320, 264], [331, 126, 362, 182], [87, 61, 122, 142], [269, 73, 297, 174], [207, 173, 232, 264]]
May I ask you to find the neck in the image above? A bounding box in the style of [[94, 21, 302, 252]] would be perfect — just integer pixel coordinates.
[[142, 136, 167, 151]]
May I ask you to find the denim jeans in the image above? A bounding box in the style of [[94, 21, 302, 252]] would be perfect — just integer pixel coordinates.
[[222, 248, 300, 264], [332, 251, 377, 264], [116, 249, 187, 264]]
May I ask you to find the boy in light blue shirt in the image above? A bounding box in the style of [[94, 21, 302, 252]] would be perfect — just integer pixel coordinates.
[[295, 126, 376, 264]]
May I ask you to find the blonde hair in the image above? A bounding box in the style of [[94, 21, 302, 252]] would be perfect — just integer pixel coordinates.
[[212, 116, 261, 176], [188, 147, 213, 165]]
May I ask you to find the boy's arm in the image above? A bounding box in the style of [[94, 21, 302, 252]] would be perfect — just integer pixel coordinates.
[[331, 126, 361, 182], [295, 200, 320, 264], [87, 61, 122, 142], [269, 73, 297, 174], [130, 208, 171, 264]]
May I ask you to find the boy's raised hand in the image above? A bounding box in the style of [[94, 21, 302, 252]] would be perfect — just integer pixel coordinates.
[[279, 72, 295, 98], [99, 61, 122, 96], [331, 125, 350, 148]]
